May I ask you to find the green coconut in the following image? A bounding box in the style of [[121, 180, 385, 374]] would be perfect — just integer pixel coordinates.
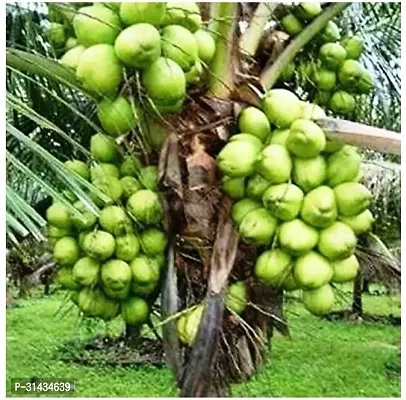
[[262, 89, 302, 128], [142, 57, 186, 114], [56, 268, 80, 290], [140, 166, 158, 191], [47, 22, 66, 49], [221, 176, 245, 200], [313, 90, 331, 107], [140, 228, 167, 255], [255, 144, 293, 183], [127, 189, 164, 225], [83, 230, 116, 260], [231, 199, 262, 226], [217, 140, 259, 178], [97, 96, 137, 137], [194, 29, 216, 64], [72, 257, 100, 286], [238, 107, 271, 142], [115, 234, 140, 262], [295, 2, 322, 20], [323, 139, 345, 154], [60, 45, 85, 70], [339, 209, 374, 236], [76, 44, 123, 97], [101, 259, 132, 291], [331, 254, 359, 283], [121, 297, 150, 325], [46, 202, 72, 229], [64, 39, 78, 52], [184, 305, 204, 345], [225, 282, 248, 315], [120, 155, 142, 177], [318, 21, 340, 44], [301, 186, 337, 228], [313, 68, 336, 91], [254, 248, 292, 286], [120, 176, 142, 199], [319, 43, 347, 70], [99, 206, 133, 236], [229, 134, 263, 153], [281, 14, 304, 36], [334, 182, 371, 217], [268, 129, 291, 146], [326, 145, 361, 187], [338, 59, 366, 89], [287, 119, 326, 158], [73, 5, 120, 46], [115, 23, 161, 69], [239, 208, 277, 246], [92, 176, 123, 204], [329, 91, 355, 115], [357, 70, 374, 94], [53, 236, 80, 266], [131, 280, 158, 297], [64, 159, 90, 181], [70, 201, 97, 231], [300, 103, 326, 121], [303, 284, 335, 316], [177, 314, 188, 343], [162, 25, 198, 72], [318, 221, 357, 260], [78, 287, 120, 320], [185, 61, 203, 85], [163, 2, 202, 32], [294, 251, 333, 289], [130, 255, 160, 287], [278, 219, 319, 255], [292, 156, 326, 193], [48, 224, 72, 240], [142, 117, 168, 151], [90, 133, 120, 163], [282, 272, 299, 291], [262, 183, 304, 221], [78, 231, 91, 250], [91, 163, 121, 182], [341, 36, 364, 60], [246, 174, 270, 201], [120, 2, 166, 26]]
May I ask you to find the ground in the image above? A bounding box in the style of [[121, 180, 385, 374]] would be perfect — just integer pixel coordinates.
[[6, 285, 400, 398]]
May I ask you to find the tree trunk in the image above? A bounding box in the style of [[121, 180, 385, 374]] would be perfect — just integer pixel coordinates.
[[352, 272, 363, 316]]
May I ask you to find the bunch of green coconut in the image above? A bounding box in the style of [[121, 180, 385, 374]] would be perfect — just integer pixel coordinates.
[[51, 2, 215, 116], [46, 129, 168, 325], [216, 88, 374, 316], [279, 2, 374, 116]]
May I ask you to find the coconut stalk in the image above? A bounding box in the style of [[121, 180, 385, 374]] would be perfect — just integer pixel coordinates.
[[208, 2, 239, 98], [239, 3, 278, 57], [260, 2, 351, 89]]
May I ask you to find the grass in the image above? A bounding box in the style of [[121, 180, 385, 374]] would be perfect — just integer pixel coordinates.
[[6, 286, 400, 397]]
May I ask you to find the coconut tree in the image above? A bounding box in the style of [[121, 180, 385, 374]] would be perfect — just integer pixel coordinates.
[[6, 2, 401, 396]]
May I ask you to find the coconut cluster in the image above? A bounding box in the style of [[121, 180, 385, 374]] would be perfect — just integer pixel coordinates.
[[51, 2, 215, 119], [47, 131, 167, 324], [217, 88, 374, 316], [280, 2, 374, 116]]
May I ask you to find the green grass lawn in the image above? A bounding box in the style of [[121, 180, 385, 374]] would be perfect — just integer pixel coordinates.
[[6, 287, 400, 397]]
